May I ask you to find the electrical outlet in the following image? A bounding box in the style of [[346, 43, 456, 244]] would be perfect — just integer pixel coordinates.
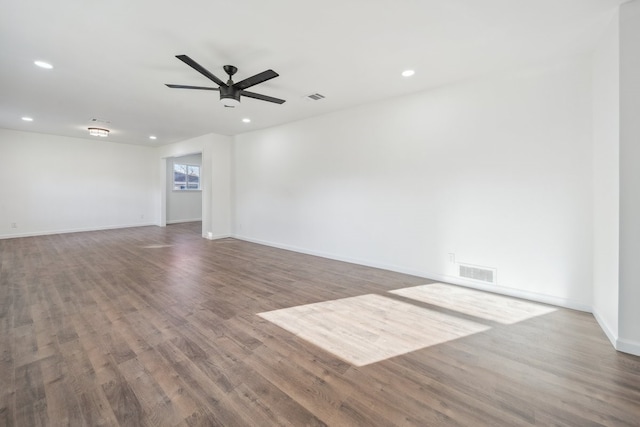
[[448, 253, 456, 263], [10, 222, 17, 229]]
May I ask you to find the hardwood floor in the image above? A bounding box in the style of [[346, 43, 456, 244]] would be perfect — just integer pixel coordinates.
[[1, 222, 639, 426]]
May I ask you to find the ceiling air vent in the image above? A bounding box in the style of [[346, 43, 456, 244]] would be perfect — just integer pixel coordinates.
[[90, 117, 111, 124], [305, 93, 325, 101], [459, 264, 496, 284]]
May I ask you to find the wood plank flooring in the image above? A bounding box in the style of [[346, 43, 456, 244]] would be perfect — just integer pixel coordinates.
[[1, 222, 639, 426]]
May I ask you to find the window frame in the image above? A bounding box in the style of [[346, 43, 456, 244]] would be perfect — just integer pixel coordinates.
[[173, 162, 201, 192]]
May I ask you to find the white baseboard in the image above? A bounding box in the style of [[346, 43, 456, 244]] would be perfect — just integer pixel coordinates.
[[617, 338, 640, 356], [204, 233, 231, 240], [592, 310, 640, 356], [232, 234, 591, 312], [167, 218, 202, 224], [0, 222, 158, 240], [428, 273, 591, 312], [592, 309, 618, 348]]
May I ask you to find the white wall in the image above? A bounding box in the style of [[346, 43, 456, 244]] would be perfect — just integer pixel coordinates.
[[0, 128, 159, 238], [167, 153, 202, 223], [159, 132, 232, 239], [618, 0, 640, 355], [591, 12, 620, 346], [234, 55, 594, 310]]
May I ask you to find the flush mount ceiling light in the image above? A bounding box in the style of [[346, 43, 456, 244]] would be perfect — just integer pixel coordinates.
[[149, 135, 157, 140], [21, 116, 34, 121], [242, 118, 251, 123], [88, 127, 109, 137], [401, 69, 415, 77], [34, 60, 53, 69]]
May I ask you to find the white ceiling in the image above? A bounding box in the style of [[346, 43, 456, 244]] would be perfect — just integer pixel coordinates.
[[0, 0, 623, 146]]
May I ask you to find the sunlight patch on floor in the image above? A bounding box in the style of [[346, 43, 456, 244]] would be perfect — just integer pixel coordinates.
[[258, 294, 489, 366], [390, 283, 556, 324]]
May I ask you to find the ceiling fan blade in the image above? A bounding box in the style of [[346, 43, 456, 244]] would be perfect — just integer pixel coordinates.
[[233, 70, 279, 90], [241, 90, 286, 104], [165, 84, 219, 91], [175, 55, 227, 87]]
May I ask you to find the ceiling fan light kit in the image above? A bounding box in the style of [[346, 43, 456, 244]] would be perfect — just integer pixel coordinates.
[[166, 55, 285, 107]]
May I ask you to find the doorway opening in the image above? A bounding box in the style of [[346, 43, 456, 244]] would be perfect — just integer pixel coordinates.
[[163, 153, 204, 236]]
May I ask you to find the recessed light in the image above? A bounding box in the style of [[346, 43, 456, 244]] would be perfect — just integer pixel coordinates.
[[149, 136, 157, 140], [401, 69, 415, 77], [34, 60, 53, 69], [242, 118, 251, 123], [21, 117, 34, 122]]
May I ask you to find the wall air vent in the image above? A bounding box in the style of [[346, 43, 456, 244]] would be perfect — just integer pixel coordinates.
[[305, 93, 325, 101], [459, 264, 496, 284]]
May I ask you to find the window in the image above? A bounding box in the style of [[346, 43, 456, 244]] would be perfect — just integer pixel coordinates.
[[173, 163, 200, 190]]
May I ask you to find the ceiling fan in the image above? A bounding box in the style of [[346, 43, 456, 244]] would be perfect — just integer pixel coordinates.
[[166, 55, 285, 107]]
